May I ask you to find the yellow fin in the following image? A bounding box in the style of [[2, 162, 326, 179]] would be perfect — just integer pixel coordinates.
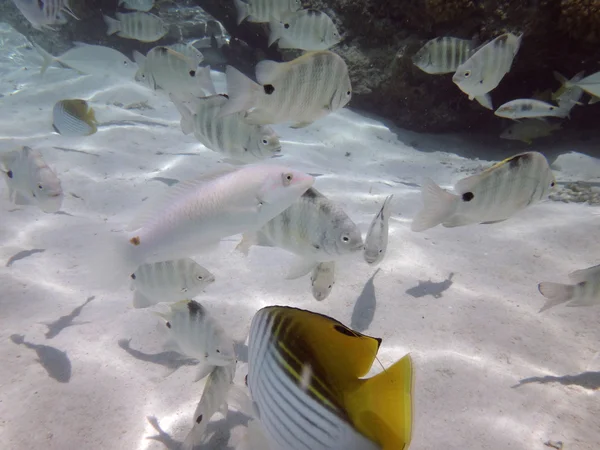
[[343, 354, 413, 450]]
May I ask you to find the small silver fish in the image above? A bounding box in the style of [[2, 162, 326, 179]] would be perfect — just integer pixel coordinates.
[[538, 264, 600, 312], [411, 151, 555, 231], [500, 119, 561, 144], [234, 0, 301, 24], [268, 9, 341, 51], [104, 12, 167, 43], [0, 146, 63, 213], [52, 99, 98, 136], [130, 258, 215, 309], [363, 194, 393, 265], [118, 0, 154, 12], [310, 261, 335, 301], [494, 99, 567, 120], [412, 37, 474, 74]]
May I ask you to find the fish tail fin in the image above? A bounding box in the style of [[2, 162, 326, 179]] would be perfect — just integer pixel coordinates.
[[268, 18, 281, 47], [132, 291, 154, 309], [346, 354, 413, 450], [103, 15, 120, 36], [88, 230, 142, 291], [197, 65, 216, 95], [61, 0, 79, 20], [169, 94, 195, 135], [537, 282, 575, 312], [32, 43, 55, 76], [235, 232, 257, 256], [233, 0, 249, 25], [553, 71, 569, 87], [239, 419, 270, 450], [218, 66, 260, 118], [411, 178, 458, 232]]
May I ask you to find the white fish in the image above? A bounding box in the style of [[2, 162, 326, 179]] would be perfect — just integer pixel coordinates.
[[412, 37, 474, 74], [11, 0, 77, 31], [234, 0, 301, 24], [155, 300, 235, 380], [500, 119, 561, 144], [411, 151, 555, 232], [453, 33, 522, 100], [104, 12, 167, 43], [96, 165, 314, 286], [494, 99, 568, 120], [32, 42, 136, 78], [220, 51, 352, 128], [0, 146, 63, 213], [236, 187, 363, 279], [171, 94, 281, 163], [538, 264, 600, 312], [130, 258, 215, 309], [268, 9, 341, 51], [363, 194, 393, 266], [52, 99, 98, 136], [553, 71, 584, 115], [119, 0, 154, 12], [310, 261, 335, 301], [570, 71, 600, 97], [133, 46, 215, 98]]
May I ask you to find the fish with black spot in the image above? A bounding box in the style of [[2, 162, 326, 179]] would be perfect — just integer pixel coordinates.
[[494, 98, 569, 120], [268, 9, 341, 51], [411, 151, 555, 231]]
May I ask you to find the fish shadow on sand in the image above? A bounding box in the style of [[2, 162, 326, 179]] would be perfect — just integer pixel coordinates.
[[351, 269, 380, 332], [6, 248, 45, 267], [145, 416, 181, 450], [10, 334, 71, 383], [118, 338, 198, 371], [42, 296, 94, 339], [152, 177, 180, 187], [512, 371, 600, 390], [406, 273, 454, 299]]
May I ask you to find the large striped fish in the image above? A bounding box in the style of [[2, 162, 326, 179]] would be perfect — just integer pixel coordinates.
[[269, 9, 341, 51], [103, 11, 167, 42], [245, 306, 413, 450], [412, 37, 474, 75], [52, 99, 98, 136], [234, 0, 301, 24], [538, 263, 600, 312], [411, 151, 555, 232], [220, 51, 352, 128], [171, 94, 281, 163]]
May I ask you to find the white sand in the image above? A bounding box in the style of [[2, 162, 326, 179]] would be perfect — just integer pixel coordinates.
[[1, 23, 599, 450]]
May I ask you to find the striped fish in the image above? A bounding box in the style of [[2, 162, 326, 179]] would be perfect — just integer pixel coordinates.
[[269, 9, 341, 51], [52, 99, 98, 136], [363, 194, 393, 266], [494, 99, 568, 120], [154, 300, 236, 380], [236, 187, 363, 279], [246, 306, 413, 450], [130, 258, 215, 309], [412, 37, 474, 74], [310, 261, 335, 301], [103, 12, 167, 43], [220, 51, 352, 128], [171, 94, 281, 163], [538, 264, 600, 312], [411, 151, 555, 232], [453, 32, 522, 99], [133, 46, 215, 98], [11, 0, 78, 31], [234, 0, 301, 24], [0, 146, 63, 213]]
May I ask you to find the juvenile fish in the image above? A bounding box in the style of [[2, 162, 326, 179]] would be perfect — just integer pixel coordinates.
[[236, 187, 363, 279], [11, 0, 77, 31], [363, 194, 393, 265], [104, 12, 167, 43], [134, 46, 215, 98], [52, 99, 98, 136], [412, 37, 474, 74], [0, 146, 63, 213], [171, 94, 281, 163], [32, 42, 136, 78], [155, 300, 235, 380], [411, 151, 555, 232], [494, 99, 568, 120], [269, 9, 341, 51], [500, 119, 561, 144], [453, 33, 522, 102], [538, 264, 600, 312], [220, 51, 352, 128], [310, 261, 335, 301], [130, 258, 215, 309], [234, 0, 301, 24], [119, 0, 154, 12]]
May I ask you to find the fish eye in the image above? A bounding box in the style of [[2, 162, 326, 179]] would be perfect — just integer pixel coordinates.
[[197, 275, 203, 280], [262, 139, 268, 144], [346, 90, 351, 96], [284, 23, 290, 29], [166, 321, 171, 329], [282, 173, 293, 185], [550, 181, 555, 187], [38, 184, 43, 190], [123, 60, 128, 66], [341, 235, 349, 242], [464, 70, 471, 77]]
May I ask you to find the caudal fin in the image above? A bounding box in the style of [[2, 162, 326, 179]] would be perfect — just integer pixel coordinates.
[[268, 19, 281, 47], [218, 66, 260, 118], [233, 0, 249, 25], [196, 65, 216, 95], [103, 15, 120, 36], [31, 42, 56, 76], [169, 94, 195, 135], [537, 282, 575, 312], [411, 178, 458, 232], [345, 354, 413, 450]]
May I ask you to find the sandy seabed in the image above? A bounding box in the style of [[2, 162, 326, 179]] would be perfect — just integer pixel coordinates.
[[0, 23, 599, 450]]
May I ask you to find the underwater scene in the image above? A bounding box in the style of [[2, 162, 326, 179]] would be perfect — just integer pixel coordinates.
[[1, 0, 599, 449]]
